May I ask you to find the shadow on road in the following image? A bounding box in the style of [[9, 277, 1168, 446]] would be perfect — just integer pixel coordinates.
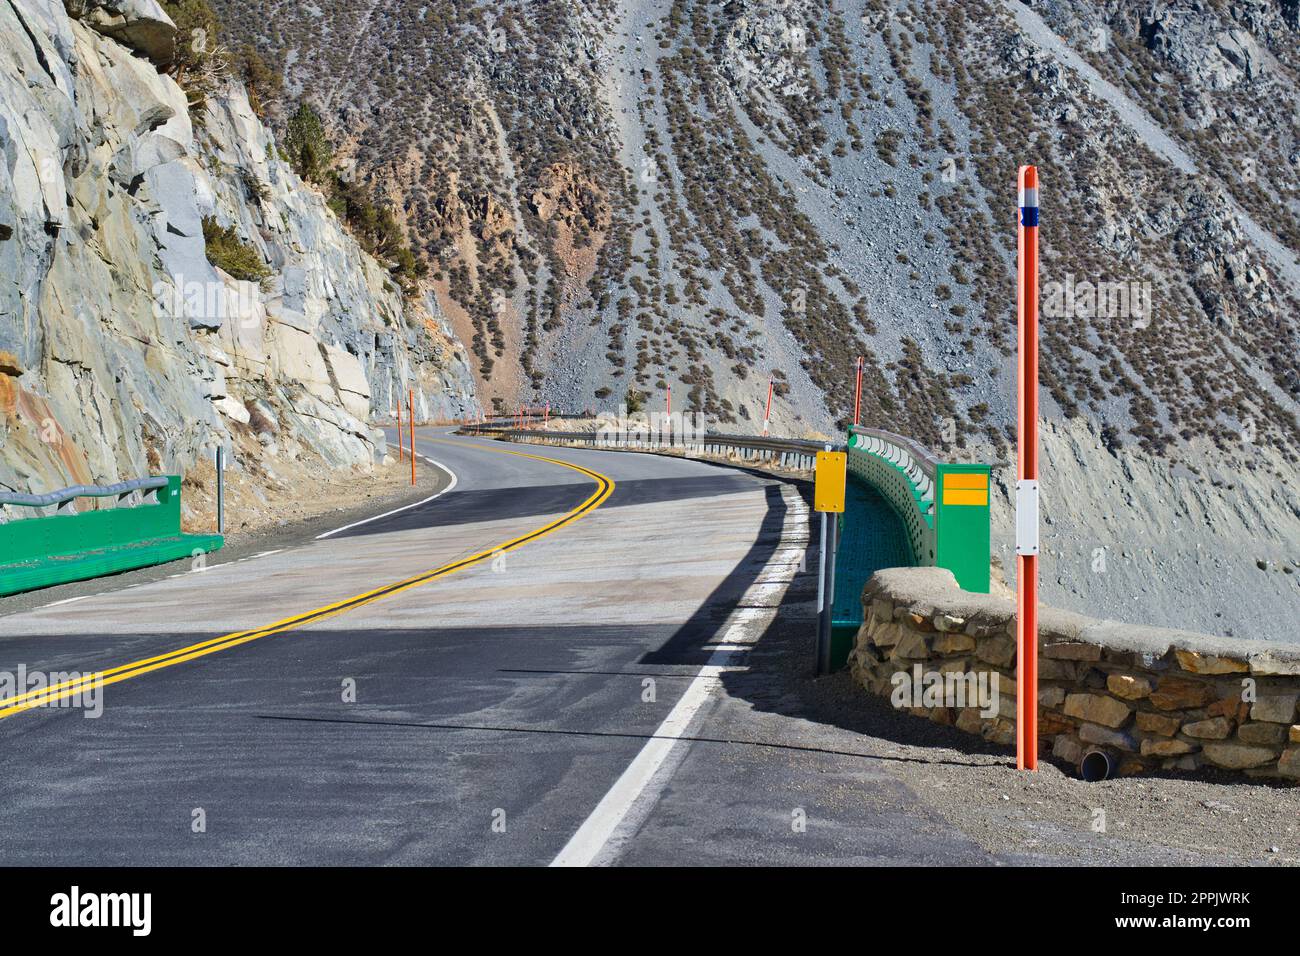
[[328, 473, 764, 540]]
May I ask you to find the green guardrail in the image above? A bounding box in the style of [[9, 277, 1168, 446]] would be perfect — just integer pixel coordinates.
[[827, 427, 990, 667], [0, 475, 223, 597]]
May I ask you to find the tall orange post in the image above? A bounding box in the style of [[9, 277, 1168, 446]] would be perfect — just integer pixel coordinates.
[[762, 378, 774, 436], [396, 394, 404, 462], [853, 356, 864, 426], [409, 388, 416, 486], [666, 384, 672, 442], [1016, 165, 1040, 771]]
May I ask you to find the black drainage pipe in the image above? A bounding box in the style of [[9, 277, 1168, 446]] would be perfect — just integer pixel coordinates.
[[1079, 749, 1115, 782]]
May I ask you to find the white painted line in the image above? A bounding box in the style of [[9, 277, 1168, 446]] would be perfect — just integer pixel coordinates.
[[315, 456, 458, 539], [549, 658, 728, 868], [550, 485, 805, 868], [38, 594, 91, 609]]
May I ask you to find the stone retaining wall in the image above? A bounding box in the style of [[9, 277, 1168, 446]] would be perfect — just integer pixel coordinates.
[[849, 568, 1300, 780]]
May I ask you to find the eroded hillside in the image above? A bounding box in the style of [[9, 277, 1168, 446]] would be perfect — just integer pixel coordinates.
[[17, 0, 1300, 636]]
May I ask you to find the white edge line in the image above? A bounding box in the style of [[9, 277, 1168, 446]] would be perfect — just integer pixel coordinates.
[[37, 594, 92, 609], [548, 661, 725, 868], [314, 455, 458, 540], [549, 487, 806, 868]]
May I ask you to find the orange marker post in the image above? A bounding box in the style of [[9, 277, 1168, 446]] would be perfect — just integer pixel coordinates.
[[762, 378, 774, 437], [666, 385, 672, 443], [409, 388, 416, 486], [853, 356, 864, 426], [1016, 165, 1040, 771]]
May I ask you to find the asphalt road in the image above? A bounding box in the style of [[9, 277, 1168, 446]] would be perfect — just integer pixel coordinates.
[[0, 429, 830, 863], [0, 429, 1276, 866]]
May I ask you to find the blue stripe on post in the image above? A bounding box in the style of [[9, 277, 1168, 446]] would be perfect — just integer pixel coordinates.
[[1020, 207, 1039, 227]]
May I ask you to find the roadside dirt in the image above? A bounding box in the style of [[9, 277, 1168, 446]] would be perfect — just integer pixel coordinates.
[[181, 434, 423, 543]]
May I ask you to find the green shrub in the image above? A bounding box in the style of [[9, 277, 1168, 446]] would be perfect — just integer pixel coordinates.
[[160, 0, 227, 114], [283, 103, 333, 184], [201, 216, 271, 281]]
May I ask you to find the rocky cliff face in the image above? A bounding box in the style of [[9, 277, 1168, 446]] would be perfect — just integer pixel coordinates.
[[0, 0, 477, 523]]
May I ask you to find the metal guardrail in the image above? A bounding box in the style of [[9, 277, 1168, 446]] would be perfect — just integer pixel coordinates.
[[846, 425, 990, 593], [849, 426, 937, 495], [461, 423, 841, 467], [0, 474, 223, 597], [0, 476, 169, 513], [846, 427, 938, 565]]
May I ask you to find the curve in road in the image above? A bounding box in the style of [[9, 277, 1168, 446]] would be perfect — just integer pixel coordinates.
[[0, 441, 614, 721]]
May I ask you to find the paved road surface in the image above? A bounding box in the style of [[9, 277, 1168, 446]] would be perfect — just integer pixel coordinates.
[[0, 430, 1253, 865], [0, 429, 821, 863]]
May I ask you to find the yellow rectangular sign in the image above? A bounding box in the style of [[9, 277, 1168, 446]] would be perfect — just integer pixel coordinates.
[[942, 471, 988, 506], [814, 451, 847, 513]]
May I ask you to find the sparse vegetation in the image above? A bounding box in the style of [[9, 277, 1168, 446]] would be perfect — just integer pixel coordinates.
[[201, 216, 271, 281]]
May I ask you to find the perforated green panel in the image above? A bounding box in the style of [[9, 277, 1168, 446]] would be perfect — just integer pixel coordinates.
[[831, 476, 912, 629], [845, 447, 934, 565]]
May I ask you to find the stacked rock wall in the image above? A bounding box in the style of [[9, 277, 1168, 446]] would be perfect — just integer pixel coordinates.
[[850, 568, 1300, 780]]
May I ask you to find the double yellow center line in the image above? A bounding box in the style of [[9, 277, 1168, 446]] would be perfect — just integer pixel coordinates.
[[0, 440, 615, 721]]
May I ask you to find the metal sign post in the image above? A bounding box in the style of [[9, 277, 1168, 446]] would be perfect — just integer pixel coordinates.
[[215, 446, 225, 535], [813, 448, 847, 675], [409, 388, 416, 486], [1016, 165, 1040, 771]]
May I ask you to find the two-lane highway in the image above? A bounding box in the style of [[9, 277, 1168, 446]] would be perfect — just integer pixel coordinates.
[[0, 429, 813, 864]]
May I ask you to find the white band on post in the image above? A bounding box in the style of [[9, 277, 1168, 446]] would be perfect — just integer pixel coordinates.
[[1015, 479, 1039, 556]]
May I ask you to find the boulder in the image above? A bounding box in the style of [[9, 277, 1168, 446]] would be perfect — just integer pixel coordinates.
[[1135, 712, 1182, 736], [1250, 693, 1299, 724], [1181, 716, 1232, 739], [1141, 738, 1197, 757], [65, 0, 176, 65], [1106, 674, 1152, 700]]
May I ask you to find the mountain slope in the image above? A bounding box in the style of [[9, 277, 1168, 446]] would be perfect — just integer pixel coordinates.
[[49, 0, 1300, 635]]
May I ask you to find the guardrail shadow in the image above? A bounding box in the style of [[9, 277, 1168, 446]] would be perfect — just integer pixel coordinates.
[[628, 469, 1014, 761]]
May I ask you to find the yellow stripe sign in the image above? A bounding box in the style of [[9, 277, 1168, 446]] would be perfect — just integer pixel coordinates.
[[941, 471, 988, 506]]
